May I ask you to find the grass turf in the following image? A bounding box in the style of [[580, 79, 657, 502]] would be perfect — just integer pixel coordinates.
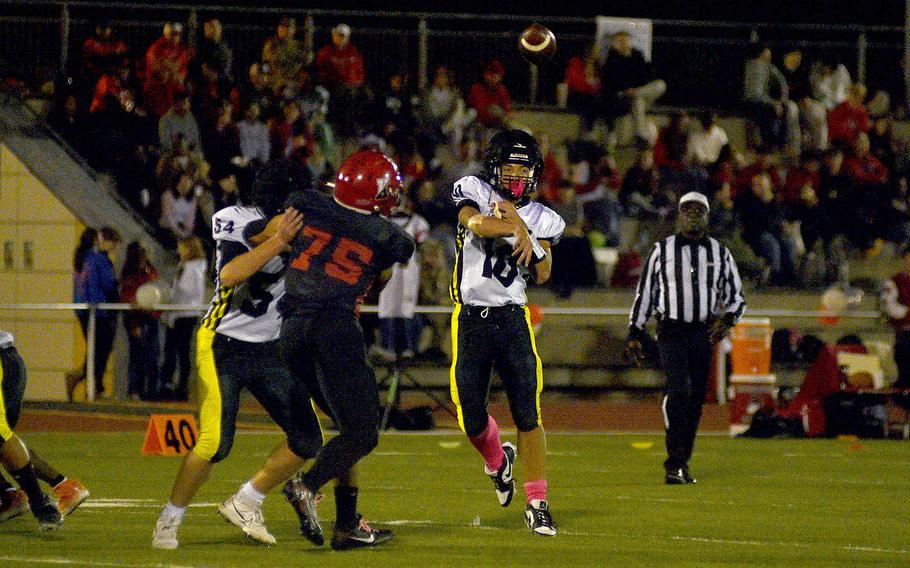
[[0, 431, 907, 567]]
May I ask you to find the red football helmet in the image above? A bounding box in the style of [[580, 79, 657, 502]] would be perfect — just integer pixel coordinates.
[[334, 150, 402, 216]]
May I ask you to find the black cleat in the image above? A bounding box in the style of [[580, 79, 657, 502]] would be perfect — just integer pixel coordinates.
[[31, 494, 63, 531], [525, 500, 557, 536], [665, 468, 697, 485], [331, 515, 393, 550], [487, 442, 517, 507], [282, 475, 324, 546]]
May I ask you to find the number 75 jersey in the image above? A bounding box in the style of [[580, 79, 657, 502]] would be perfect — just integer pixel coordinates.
[[450, 175, 565, 307], [201, 205, 286, 342]]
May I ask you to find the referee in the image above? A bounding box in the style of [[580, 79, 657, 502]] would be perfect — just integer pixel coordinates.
[[627, 192, 746, 484]]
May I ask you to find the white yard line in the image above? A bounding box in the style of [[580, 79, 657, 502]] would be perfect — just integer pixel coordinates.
[[369, 520, 909, 556], [0, 555, 199, 568]]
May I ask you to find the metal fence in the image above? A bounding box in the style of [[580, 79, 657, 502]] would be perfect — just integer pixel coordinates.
[[0, 302, 882, 402], [0, 1, 904, 110]]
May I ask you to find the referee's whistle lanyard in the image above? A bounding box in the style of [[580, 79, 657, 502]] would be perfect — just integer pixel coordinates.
[[480, 307, 491, 319]]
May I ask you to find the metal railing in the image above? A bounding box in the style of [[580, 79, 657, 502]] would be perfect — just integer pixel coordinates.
[[0, 302, 882, 402], [0, 1, 904, 109]]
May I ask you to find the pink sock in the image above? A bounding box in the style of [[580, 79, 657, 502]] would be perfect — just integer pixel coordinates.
[[524, 479, 548, 504], [469, 416, 504, 472]]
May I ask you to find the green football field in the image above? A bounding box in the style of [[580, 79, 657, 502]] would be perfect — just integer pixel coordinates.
[[0, 431, 907, 567]]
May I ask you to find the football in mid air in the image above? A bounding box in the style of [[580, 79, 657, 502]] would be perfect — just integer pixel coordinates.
[[518, 24, 557, 66]]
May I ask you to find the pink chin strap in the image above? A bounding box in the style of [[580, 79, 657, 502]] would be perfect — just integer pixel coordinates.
[[505, 178, 526, 198]]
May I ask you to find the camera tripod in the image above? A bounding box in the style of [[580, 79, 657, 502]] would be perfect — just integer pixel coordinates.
[[377, 355, 456, 430]]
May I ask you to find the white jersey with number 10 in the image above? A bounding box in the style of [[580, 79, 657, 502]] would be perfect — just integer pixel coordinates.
[[450, 175, 565, 307]]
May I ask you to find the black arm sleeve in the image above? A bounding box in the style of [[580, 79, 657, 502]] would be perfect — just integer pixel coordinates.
[[242, 218, 270, 244], [216, 240, 249, 273]]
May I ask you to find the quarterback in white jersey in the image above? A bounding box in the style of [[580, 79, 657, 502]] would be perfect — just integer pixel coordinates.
[[154, 162, 324, 550], [450, 174, 565, 307], [449, 130, 564, 537]]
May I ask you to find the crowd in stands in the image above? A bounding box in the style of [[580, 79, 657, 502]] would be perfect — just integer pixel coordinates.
[[29, 18, 910, 303], [563, 32, 910, 288]]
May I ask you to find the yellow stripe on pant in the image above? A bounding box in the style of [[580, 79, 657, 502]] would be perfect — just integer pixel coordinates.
[[523, 305, 544, 427], [0, 355, 11, 442], [448, 304, 467, 432], [192, 327, 222, 461]]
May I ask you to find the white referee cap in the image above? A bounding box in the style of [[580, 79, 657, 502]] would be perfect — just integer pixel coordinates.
[[679, 191, 709, 213]]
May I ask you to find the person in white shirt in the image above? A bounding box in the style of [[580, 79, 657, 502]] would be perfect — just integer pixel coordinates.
[[687, 113, 729, 167], [377, 197, 431, 359], [810, 57, 852, 111], [160, 237, 207, 400], [236, 102, 271, 166]]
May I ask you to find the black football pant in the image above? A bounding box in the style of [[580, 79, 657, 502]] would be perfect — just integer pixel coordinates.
[[281, 310, 380, 493], [450, 304, 543, 437], [657, 321, 712, 471]]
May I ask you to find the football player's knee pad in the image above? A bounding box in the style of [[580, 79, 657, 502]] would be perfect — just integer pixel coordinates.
[[287, 432, 322, 460]]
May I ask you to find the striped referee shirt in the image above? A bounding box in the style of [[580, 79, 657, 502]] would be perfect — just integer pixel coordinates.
[[629, 234, 746, 336]]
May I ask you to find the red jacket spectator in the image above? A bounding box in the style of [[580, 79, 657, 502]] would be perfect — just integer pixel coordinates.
[[733, 151, 783, 198], [468, 60, 511, 128], [782, 167, 820, 204], [143, 24, 190, 118], [565, 55, 600, 96], [82, 23, 127, 78], [90, 72, 125, 113], [315, 41, 365, 89], [828, 100, 871, 147], [844, 152, 888, 186]]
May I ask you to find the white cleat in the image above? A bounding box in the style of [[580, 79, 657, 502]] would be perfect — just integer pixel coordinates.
[[218, 495, 276, 546], [152, 516, 180, 550]]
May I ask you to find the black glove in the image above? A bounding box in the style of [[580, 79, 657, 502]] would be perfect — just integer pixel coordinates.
[[709, 313, 736, 343]]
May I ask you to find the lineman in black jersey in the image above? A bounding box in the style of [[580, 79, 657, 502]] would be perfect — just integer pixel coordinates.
[[450, 130, 564, 536], [153, 162, 324, 550], [247, 151, 414, 550]]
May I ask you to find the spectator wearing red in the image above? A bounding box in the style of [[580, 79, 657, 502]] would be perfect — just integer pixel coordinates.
[[143, 23, 190, 118], [316, 23, 368, 136], [828, 83, 871, 148], [270, 100, 304, 160], [468, 60, 511, 129], [315, 23, 365, 90], [89, 65, 129, 114], [565, 46, 601, 133], [82, 21, 127, 81], [843, 132, 888, 187], [782, 151, 821, 204], [733, 145, 783, 198], [881, 245, 910, 389]]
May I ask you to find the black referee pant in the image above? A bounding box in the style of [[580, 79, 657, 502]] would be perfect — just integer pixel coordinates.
[[656, 320, 712, 472]]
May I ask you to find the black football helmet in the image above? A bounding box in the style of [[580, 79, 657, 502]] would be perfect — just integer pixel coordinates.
[[482, 129, 544, 200], [251, 160, 313, 216]]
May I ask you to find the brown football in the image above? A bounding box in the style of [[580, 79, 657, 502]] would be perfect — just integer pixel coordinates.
[[518, 23, 557, 66]]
